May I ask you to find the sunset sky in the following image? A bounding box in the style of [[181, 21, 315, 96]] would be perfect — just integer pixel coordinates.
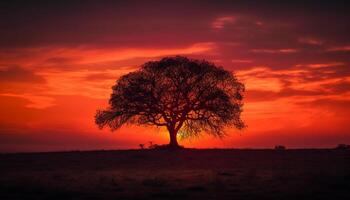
[[1, 1, 350, 152]]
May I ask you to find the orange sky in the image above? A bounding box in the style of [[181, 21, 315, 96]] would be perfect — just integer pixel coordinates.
[[1, 1, 350, 152]]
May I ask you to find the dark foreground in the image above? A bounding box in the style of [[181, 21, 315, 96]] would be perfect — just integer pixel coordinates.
[[1, 149, 349, 200]]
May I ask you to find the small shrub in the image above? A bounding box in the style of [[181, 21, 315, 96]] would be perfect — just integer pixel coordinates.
[[335, 144, 350, 150], [148, 141, 160, 149], [142, 177, 167, 187], [275, 145, 286, 150]]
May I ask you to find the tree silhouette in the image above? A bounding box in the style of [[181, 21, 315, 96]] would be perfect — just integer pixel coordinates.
[[95, 56, 245, 148]]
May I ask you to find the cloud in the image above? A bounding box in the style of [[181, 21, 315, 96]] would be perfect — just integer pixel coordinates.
[[36, 69, 132, 99], [0, 93, 56, 109], [0, 42, 217, 114], [237, 64, 350, 103], [326, 46, 350, 52], [0, 43, 216, 70], [237, 68, 284, 92], [245, 89, 325, 103], [211, 16, 236, 29], [251, 48, 299, 53], [43, 56, 82, 65], [84, 72, 118, 81], [0, 66, 45, 83], [321, 79, 350, 93], [298, 37, 323, 45], [295, 62, 345, 69], [231, 59, 252, 63]]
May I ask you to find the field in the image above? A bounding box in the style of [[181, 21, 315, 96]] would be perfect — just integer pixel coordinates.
[[1, 149, 349, 200]]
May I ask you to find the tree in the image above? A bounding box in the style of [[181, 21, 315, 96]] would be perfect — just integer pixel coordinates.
[[95, 56, 245, 148]]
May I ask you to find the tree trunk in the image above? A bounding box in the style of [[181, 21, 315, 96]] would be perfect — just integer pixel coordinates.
[[169, 129, 179, 147]]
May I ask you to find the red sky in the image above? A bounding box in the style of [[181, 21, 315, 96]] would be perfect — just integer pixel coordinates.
[[1, 1, 350, 152]]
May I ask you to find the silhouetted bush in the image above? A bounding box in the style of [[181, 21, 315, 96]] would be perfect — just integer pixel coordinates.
[[142, 177, 167, 187], [275, 145, 286, 150], [335, 144, 350, 150], [147, 141, 160, 149]]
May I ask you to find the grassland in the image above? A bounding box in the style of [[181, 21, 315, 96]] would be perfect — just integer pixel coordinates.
[[0, 149, 349, 199]]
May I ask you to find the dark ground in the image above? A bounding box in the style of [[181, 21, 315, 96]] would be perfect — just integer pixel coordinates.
[[0, 149, 349, 200]]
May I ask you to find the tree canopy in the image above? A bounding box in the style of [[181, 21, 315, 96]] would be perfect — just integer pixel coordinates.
[[95, 56, 245, 147]]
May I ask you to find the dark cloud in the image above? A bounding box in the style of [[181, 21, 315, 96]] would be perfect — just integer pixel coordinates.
[[1, 0, 349, 49], [0, 66, 45, 83], [44, 56, 82, 65], [243, 65, 350, 103], [84, 73, 117, 81], [295, 98, 350, 119], [0, 1, 349, 72], [246, 88, 326, 103], [321, 80, 350, 94]]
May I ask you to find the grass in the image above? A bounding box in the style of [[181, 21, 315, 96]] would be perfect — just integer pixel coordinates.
[[0, 149, 349, 199]]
